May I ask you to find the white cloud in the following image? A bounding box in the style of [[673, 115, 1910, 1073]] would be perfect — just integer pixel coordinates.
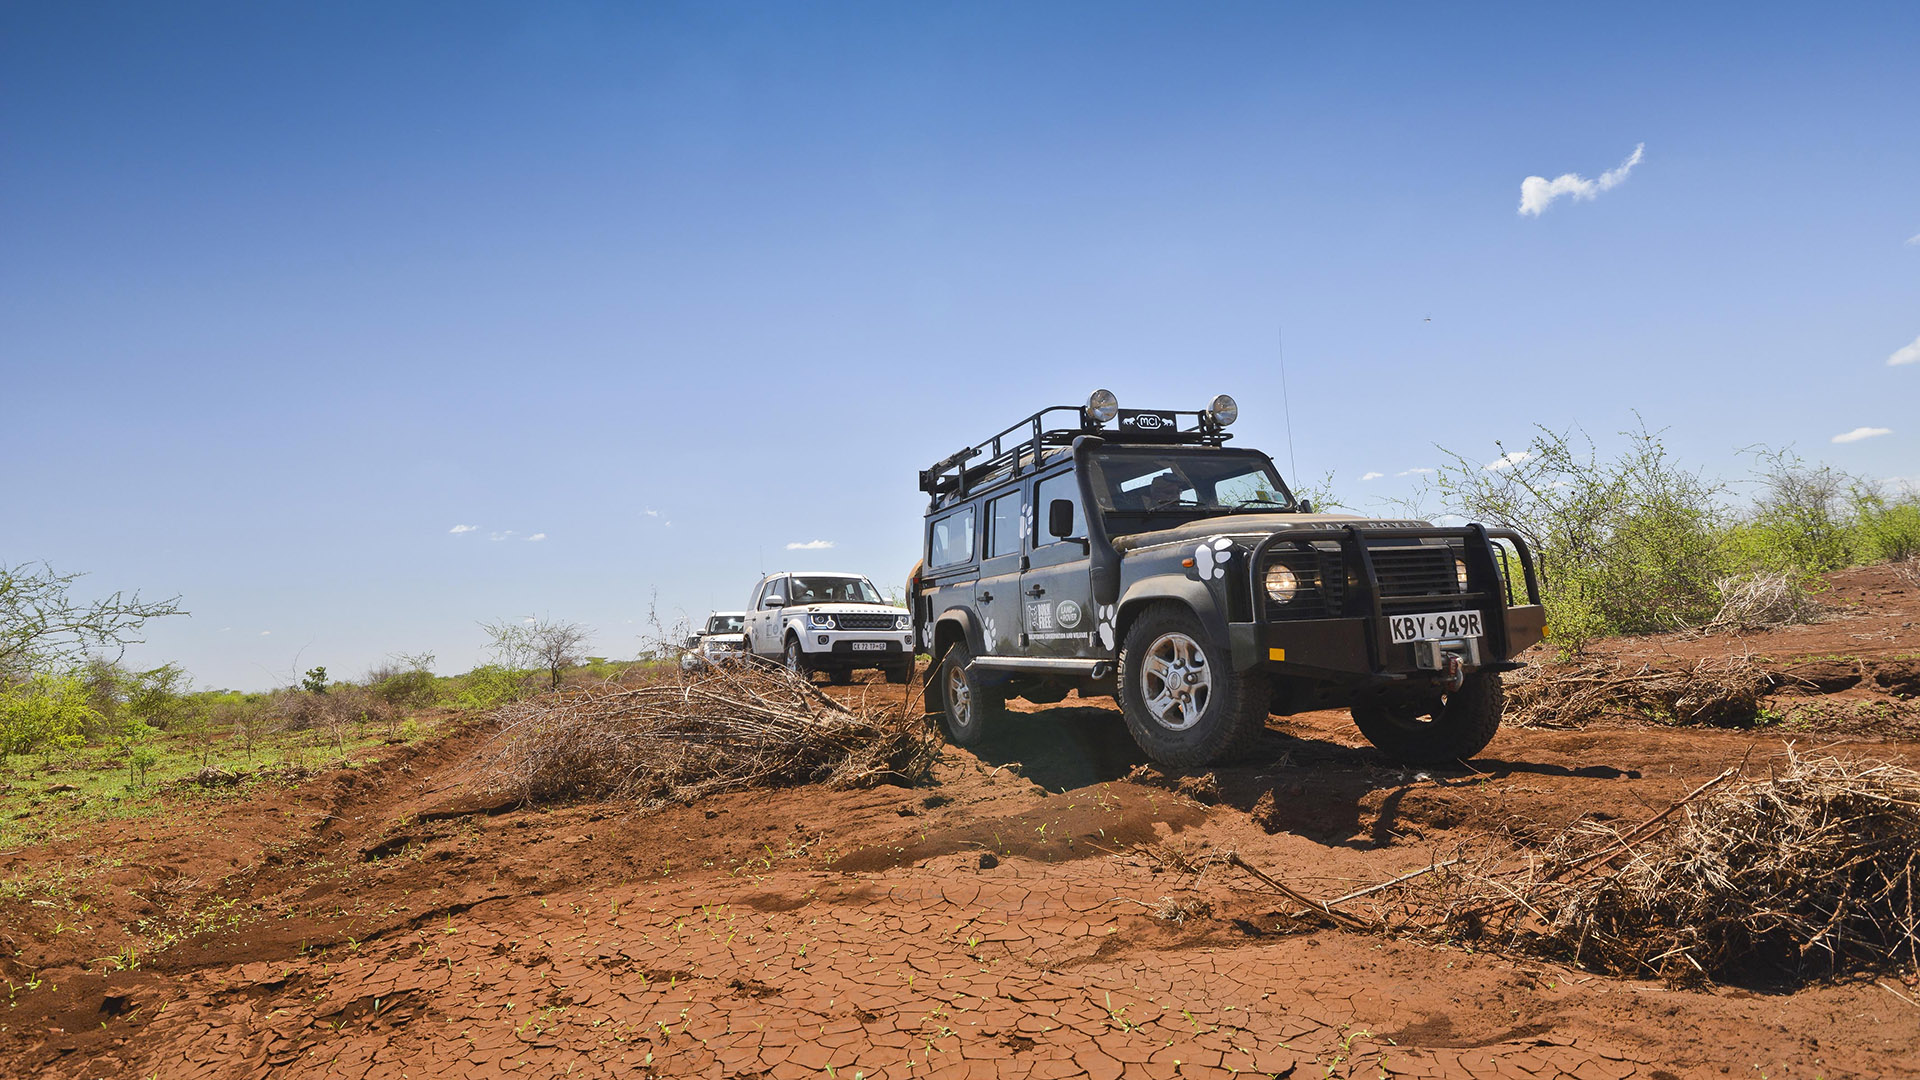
[[1832, 426, 1892, 444], [259, 630, 271, 636], [1397, 467, 1436, 477], [449, 524, 477, 534], [1518, 143, 1644, 217], [489, 530, 514, 541], [1485, 451, 1532, 471], [1361, 472, 1384, 481], [786, 539, 834, 550], [527, 533, 547, 542], [1889, 334, 1920, 366], [645, 508, 659, 517], [1907, 233, 1920, 246]]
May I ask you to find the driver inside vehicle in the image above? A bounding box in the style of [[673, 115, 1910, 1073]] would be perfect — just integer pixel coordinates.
[[1146, 472, 1190, 510]]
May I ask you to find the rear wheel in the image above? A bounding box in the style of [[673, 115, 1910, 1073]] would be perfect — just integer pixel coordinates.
[[1117, 604, 1269, 768], [1350, 673, 1503, 764], [935, 643, 1003, 746]]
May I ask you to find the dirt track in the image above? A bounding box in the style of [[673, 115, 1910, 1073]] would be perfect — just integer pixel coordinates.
[[4, 566, 1919, 1079]]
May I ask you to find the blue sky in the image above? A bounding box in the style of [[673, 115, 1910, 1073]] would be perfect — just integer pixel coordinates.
[[3, 2, 1915, 689]]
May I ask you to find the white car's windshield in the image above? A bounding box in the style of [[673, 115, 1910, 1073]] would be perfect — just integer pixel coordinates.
[[706, 614, 744, 634], [1086, 450, 1294, 513], [788, 576, 885, 605]]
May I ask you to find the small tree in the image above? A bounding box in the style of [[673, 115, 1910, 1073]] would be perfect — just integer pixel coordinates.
[[301, 667, 329, 695], [481, 618, 590, 691]]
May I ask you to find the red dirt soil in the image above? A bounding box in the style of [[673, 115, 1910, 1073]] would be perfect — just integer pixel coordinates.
[[3, 566, 1918, 1080]]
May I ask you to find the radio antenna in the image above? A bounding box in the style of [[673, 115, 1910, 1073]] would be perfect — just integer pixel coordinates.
[[1278, 325, 1298, 480]]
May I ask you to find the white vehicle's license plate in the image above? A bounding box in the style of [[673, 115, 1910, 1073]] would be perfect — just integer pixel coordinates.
[[1389, 610, 1484, 644], [850, 642, 886, 652]]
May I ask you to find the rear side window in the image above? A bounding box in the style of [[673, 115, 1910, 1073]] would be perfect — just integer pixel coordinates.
[[984, 492, 1022, 559], [928, 507, 977, 568]]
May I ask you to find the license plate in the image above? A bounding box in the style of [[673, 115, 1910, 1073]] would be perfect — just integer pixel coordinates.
[[850, 642, 886, 651], [1389, 610, 1484, 644]]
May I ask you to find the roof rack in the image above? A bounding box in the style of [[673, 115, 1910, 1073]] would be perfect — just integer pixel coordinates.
[[919, 397, 1233, 499]]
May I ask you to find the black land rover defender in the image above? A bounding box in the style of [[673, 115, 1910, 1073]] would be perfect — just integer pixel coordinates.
[[908, 390, 1546, 768]]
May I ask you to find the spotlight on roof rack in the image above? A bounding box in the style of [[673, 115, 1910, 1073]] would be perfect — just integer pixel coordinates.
[[1086, 388, 1120, 425], [1208, 394, 1239, 427]]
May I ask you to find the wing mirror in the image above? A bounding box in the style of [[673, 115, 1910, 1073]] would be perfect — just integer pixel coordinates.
[[1048, 498, 1076, 539], [1298, 498, 1314, 514], [765, 594, 786, 608]]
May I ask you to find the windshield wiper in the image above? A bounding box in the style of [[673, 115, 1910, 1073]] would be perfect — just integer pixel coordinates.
[[1233, 498, 1293, 508]]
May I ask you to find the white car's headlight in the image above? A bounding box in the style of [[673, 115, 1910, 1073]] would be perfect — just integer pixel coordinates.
[[1264, 563, 1299, 604], [809, 613, 834, 628], [895, 614, 911, 630]]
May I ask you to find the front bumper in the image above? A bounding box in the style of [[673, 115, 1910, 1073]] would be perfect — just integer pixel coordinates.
[[797, 630, 918, 662], [1229, 604, 1547, 677]]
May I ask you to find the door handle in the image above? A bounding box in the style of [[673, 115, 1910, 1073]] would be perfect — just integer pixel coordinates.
[[976, 591, 993, 603], [1025, 585, 1046, 596]]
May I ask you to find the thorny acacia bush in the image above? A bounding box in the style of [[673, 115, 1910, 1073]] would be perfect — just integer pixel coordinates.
[[474, 661, 936, 806], [1430, 426, 1731, 648], [1427, 428, 1920, 652]]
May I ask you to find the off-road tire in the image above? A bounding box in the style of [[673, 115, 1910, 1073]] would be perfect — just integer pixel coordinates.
[[1351, 673, 1503, 765], [784, 638, 813, 681], [884, 661, 913, 685], [935, 644, 1003, 747], [1117, 604, 1269, 768], [829, 668, 853, 686]]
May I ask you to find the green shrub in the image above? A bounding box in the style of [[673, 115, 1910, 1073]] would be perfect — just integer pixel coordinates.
[[1430, 424, 1732, 652], [1850, 488, 1920, 563], [441, 665, 530, 711], [0, 672, 95, 763]]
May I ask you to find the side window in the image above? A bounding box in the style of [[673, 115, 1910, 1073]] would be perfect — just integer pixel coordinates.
[[1033, 471, 1084, 545], [928, 507, 977, 569], [760, 577, 787, 609], [984, 492, 1022, 560]]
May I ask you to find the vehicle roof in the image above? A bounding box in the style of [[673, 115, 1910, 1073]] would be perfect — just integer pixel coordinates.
[[706, 610, 746, 617], [760, 570, 872, 579]]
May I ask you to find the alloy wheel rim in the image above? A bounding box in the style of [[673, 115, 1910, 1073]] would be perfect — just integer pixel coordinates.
[[1140, 631, 1212, 731], [946, 665, 972, 726]]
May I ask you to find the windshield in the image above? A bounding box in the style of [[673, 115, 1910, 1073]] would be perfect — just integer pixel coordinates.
[[706, 614, 744, 634], [788, 576, 886, 605], [1085, 450, 1294, 514]]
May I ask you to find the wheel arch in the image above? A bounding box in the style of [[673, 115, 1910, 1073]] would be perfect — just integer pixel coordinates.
[[1114, 575, 1228, 656], [929, 608, 983, 669]]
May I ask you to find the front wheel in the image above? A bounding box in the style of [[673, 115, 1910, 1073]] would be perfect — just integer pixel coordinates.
[[935, 644, 1003, 746], [1351, 673, 1503, 764], [884, 661, 913, 685], [1117, 604, 1270, 768], [784, 638, 813, 681]]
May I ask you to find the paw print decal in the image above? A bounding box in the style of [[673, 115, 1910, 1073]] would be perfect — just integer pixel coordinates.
[[980, 611, 998, 649], [1018, 501, 1033, 545], [1095, 603, 1117, 651], [1193, 537, 1233, 580]]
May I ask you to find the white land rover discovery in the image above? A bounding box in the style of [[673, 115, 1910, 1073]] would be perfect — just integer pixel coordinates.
[[741, 571, 915, 685]]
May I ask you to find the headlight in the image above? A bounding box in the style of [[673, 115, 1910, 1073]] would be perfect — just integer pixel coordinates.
[[1086, 388, 1120, 424], [809, 613, 834, 628], [1208, 393, 1238, 427], [895, 614, 912, 630], [1264, 563, 1299, 604], [1454, 559, 1469, 589]]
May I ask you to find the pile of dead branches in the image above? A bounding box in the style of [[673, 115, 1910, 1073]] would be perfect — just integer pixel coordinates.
[[1232, 750, 1920, 984], [1697, 571, 1824, 634], [473, 663, 935, 805], [1505, 655, 1776, 728]]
